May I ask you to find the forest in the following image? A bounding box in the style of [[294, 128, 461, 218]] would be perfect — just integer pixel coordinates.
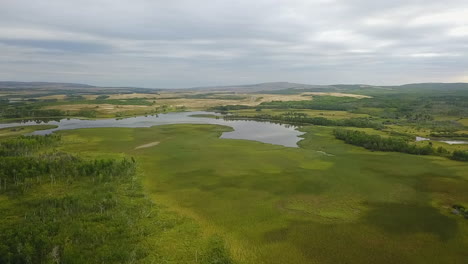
[[214, 93, 468, 120], [0, 134, 234, 264], [332, 129, 468, 161]]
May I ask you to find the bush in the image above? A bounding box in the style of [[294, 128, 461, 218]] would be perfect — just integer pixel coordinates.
[[451, 150, 468, 161], [333, 129, 436, 155]]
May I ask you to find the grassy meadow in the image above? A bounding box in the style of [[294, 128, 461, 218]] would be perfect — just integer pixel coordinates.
[[54, 124, 468, 264], [1, 83, 468, 263]]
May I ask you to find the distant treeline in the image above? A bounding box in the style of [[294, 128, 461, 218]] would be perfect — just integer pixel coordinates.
[[258, 96, 360, 111], [333, 129, 467, 161], [0, 106, 66, 119], [0, 98, 156, 120], [429, 132, 468, 138], [225, 112, 384, 129], [0, 104, 98, 119], [212, 94, 468, 124], [333, 129, 434, 155]]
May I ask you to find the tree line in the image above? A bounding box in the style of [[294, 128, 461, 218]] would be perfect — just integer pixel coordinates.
[[225, 112, 384, 129], [333, 129, 467, 161], [0, 135, 136, 193], [451, 150, 468, 161]]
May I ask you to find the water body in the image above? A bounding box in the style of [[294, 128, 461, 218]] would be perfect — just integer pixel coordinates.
[[416, 136, 468, 145], [0, 111, 304, 147]]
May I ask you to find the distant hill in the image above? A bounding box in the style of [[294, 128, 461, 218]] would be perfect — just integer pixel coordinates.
[[0, 81, 162, 95], [398, 83, 468, 90], [1, 81, 467, 94], [188, 82, 330, 92], [0, 81, 95, 89]]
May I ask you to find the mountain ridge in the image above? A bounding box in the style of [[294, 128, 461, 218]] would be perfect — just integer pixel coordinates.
[[1, 81, 467, 92]]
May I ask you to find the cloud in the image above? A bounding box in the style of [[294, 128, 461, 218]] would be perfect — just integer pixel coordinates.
[[0, 0, 467, 87]]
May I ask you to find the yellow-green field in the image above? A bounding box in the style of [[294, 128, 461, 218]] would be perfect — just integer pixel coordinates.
[[54, 124, 468, 264], [33, 92, 372, 118]]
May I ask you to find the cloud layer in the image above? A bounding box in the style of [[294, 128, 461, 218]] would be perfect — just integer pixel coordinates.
[[1, 0, 467, 87]]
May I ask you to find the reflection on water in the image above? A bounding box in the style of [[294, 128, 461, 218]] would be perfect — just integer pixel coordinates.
[[415, 136, 467, 145], [0, 112, 304, 147]]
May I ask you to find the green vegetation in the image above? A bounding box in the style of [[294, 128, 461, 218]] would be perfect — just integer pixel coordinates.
[[0, 125, 58, 138], [215, 91, 468, 127], [452, 205, 468, 219], [451, 150, 468, 161], [332, 129, 468, 161], [257, 96, 360, 111], [95, 95, 110, 100], [0, 97, 155, 121], [1, 83, 467, 264], [0, 103, 64, 119], [226, 112, 383, 129], [333, 129, 436, 155], [0, 132, 234, 264], [43, 124, 467, 264], [430, 131, 468, 138]]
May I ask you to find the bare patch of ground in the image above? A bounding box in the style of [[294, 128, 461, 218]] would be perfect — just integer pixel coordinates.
[[153, 91, 370, 109], [135, 141, 160, 149], [302, 92, 371, 98], [154, 93, 312, 109], [107, 93, 158, 99], [316, 150, 335, 156], [39, 91, 371, 113]]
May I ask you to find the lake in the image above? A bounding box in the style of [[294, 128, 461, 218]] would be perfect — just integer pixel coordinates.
[[0, 111, 304, 147]]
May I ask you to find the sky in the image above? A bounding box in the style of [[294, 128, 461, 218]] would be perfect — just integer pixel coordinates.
[[0, 0, 467, 88]]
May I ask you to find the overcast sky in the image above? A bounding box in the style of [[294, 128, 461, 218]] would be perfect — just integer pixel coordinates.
[[0, 0, 467, 88]]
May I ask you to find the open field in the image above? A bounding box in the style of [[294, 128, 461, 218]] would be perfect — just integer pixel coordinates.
[[39, 92, 315, 109], [0, 135, 209, 264], [29, 92, 331, 118], [2, 0, 468, 259], [53, 124, 468, 264], [302, 92, 371, 98], [1, 82, 468, 263], [107, 93, 159, 99], [43, 103, 155, 115]]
